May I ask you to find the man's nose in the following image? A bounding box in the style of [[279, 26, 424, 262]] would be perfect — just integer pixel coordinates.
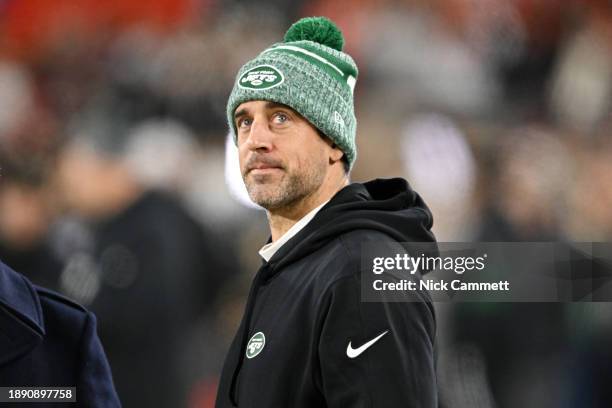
[[245, 118, 273, 151]]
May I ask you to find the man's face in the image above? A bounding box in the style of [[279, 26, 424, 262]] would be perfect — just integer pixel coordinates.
[[234, 100, 332, 210]]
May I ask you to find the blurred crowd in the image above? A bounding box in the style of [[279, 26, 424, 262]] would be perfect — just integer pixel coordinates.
[[0, 0, 610, 407]]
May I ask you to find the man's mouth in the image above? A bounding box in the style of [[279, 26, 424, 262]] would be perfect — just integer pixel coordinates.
[[246, 158, 284, 175], [249, 166, 283, 175]]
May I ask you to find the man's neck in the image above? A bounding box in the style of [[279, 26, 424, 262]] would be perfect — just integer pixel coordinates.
[[267, 177, 348, 242]]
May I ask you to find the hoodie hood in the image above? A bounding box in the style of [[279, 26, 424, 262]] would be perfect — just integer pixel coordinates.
[[266, 177, 437, 278]]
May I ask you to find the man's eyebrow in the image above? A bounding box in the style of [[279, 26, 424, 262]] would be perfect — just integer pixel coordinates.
[[234, 102, 293, 121], [234, 108, 248, 120], [265, 101, 291, 110]]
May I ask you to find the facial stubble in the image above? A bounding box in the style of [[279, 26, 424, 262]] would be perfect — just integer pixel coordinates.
[[243, 160, 326, 211]]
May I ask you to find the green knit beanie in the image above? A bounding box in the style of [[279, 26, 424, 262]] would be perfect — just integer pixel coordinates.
[[227, 16, 358, 168]]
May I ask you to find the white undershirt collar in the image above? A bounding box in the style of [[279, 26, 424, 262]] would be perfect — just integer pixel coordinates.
[[259, 200, 329, 262]]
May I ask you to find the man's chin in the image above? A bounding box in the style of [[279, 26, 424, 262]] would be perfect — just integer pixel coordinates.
[[246, 187, 289, 210], [250, 197, 281, 210]]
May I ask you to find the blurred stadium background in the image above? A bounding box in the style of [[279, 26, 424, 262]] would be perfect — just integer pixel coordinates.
[[0, 0, 610, 407]]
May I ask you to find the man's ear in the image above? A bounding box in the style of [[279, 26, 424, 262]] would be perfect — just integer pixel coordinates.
[[329, 143, 344, 164]]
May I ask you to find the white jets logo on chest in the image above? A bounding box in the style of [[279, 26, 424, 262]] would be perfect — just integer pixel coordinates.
[[246, 332, 266, 359]]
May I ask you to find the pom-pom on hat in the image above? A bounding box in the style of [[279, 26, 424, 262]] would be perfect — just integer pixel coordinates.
[[227, 16, 359, 169]]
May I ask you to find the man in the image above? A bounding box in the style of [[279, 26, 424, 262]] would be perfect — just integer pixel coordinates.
[[0, 260, 120, 406], [54, 118, 235, 407], [216, 17, 437, 407]]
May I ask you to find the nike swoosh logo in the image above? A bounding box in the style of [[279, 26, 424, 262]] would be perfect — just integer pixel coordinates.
[[346, 330, 389, 359]]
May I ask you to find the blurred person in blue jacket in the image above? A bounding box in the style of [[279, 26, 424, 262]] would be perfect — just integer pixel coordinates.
[[0, 260, 120, 406]]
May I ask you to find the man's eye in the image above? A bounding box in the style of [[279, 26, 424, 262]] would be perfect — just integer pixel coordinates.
[[238, 118, 252, 128], [274, 113, 289, 123]]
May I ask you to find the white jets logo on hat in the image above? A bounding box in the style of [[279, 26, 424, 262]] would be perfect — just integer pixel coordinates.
[[239, 65, 284, 90]]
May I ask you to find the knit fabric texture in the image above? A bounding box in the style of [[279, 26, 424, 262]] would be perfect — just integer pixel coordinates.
[[226, 17, 359, 168]]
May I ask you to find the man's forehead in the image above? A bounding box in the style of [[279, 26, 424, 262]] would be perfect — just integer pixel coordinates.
[[234, 101, 294, 117]]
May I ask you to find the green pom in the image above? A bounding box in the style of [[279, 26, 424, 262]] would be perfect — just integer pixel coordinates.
[[284, 17, 344, 51]]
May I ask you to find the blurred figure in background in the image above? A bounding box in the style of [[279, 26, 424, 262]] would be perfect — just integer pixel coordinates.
[[51, 108, 235, 407], [444, 127, 573, 408], [0, 152, 63, 289], [478, 127, 571, 242]]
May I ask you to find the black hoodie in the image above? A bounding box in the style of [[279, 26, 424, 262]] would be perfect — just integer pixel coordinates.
[[216, 178, 438, 408]]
